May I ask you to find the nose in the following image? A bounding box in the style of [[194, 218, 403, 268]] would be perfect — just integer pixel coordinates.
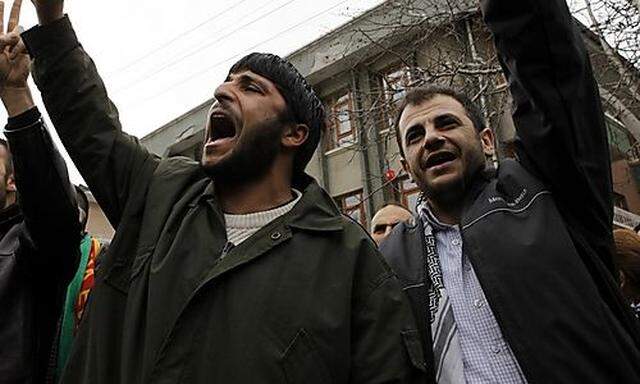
[[422, 126, 445, 152], [214, 82, 234, 105]]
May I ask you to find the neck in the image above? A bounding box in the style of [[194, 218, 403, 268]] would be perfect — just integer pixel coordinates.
[[428, 198, 462, 225], [216, 167, 294, 215]]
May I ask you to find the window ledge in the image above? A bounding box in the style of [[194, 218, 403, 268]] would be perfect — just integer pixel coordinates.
[[324, 142, 358, 156]]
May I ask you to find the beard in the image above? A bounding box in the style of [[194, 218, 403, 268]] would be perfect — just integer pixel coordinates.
[[201, 116, 285, 185], [413, 149, 486, 209]]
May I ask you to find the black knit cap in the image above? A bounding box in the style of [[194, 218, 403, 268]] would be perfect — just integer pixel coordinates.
[[228, 52, 326, 176]]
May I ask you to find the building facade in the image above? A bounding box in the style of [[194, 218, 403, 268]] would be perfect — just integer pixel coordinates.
[[140, 0, 640, 230]]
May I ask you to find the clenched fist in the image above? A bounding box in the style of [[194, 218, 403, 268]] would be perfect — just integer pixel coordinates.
[[30, 0, 63, 25]]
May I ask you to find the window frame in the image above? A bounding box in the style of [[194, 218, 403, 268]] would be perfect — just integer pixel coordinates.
[[324, 90, 357, 152], [380, 66, 413, 132], [334, 189, 367, 227], [395, 175, 421, 213]]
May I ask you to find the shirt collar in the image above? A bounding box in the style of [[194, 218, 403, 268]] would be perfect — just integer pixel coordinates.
[[418, 200, 458, 231]]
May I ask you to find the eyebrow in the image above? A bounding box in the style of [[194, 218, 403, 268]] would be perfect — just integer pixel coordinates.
[[229, 73, 268, 91], [433, 113, 462, 128]]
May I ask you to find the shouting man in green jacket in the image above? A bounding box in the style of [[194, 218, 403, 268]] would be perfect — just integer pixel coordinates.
[[7, 1, 426, 383]]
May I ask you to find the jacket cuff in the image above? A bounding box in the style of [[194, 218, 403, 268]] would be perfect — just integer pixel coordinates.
[[21, 15, 79, 59], [5, 107, 41, 132]]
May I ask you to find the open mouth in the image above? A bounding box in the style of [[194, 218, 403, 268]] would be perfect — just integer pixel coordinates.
[[207, 112, 237, 144], [425, 151, 457, 169]]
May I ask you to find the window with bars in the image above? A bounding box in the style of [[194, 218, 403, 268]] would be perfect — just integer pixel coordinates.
[[613, 192, 629, 210], [395, 176, 421, 213], [381, 66, 413, 131], [606, 115, 638, 161], [325, 91, 356, 151], [334, 190, 367, 227]]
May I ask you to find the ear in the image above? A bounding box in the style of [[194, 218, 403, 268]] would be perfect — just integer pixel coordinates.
[[401, 158, 411, 177], [282, 123, 309, 150], [479, 127, 495, 158], [6, 174, 15, 193]]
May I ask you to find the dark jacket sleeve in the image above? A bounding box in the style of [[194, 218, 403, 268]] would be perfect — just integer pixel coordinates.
[[21, 16, 160, 228], [481, 0, 614, 270], [351, 240, 427, 383], [4, 107, 80, 283]]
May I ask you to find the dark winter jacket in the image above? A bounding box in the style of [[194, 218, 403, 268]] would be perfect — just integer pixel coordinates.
[[0, 108, 80, 383], [22, 16, 426, 384], [380, 0, 640, 382]]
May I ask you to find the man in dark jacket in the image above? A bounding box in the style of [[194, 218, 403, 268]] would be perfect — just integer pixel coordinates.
[[0, 1, 80, 382], [17, 1, 425, 383], [380, 0, 640, 382]]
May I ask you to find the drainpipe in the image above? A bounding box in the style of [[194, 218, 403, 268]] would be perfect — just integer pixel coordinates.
[[464, 17, 499, 162], [351, 68, 376, 224]]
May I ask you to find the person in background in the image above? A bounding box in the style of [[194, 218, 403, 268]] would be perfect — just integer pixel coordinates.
[[370, 203, 414, 245], [56, 186, 108, 378], [0, 0, 80, 382], [613, 228, 640, 318]]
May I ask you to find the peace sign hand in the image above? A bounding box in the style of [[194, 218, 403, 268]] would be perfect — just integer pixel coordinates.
[[0, 0, 34, 117], [0, 0, 29, 92]]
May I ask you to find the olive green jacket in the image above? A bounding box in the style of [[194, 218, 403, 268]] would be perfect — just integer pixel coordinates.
[[23, 16, 426, 384]]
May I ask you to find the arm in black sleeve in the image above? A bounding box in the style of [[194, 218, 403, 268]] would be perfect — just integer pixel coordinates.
[[481, 0, 614, 269], [21, 16, 159, 228], [5, 107, 80, 283]]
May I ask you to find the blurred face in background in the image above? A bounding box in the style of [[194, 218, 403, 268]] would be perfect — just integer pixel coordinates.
[[370, 204, 414, 245]]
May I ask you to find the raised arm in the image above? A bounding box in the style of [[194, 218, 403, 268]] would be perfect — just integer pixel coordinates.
[[481, 0, 614, 269], [20, 1, 159, 227], [0, 0, 78, 278]]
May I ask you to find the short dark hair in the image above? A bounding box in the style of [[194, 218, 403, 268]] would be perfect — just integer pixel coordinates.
[[394, 85, 486, 158], [0, 138, 13, 179], [228, 53, 326, 177]]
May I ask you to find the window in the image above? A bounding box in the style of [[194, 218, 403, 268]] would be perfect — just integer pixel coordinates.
[[613, 192, 628, 210], [381, 66, 413, 130], [335, 190, 367, 227], [606, 115, 638, 160], [325, 91, 356, 151], [396, 176, 421, 213]]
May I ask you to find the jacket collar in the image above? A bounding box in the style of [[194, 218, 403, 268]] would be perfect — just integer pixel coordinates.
[[286, 173, 344, 232], [417, 201, 457, 231], [0, 203, 21, 237], [197, 173, 344, 233]]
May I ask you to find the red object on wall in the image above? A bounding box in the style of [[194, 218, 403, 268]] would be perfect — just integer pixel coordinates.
[[385, 169, 396, 181]]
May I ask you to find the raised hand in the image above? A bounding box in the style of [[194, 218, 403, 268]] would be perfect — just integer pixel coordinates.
[[0, 0, 34, 116], [0, 0, 29, 92], [30, 0, 63, 25]]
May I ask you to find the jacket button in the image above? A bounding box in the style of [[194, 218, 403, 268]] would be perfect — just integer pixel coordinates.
[[270, 231, 282, 240]]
